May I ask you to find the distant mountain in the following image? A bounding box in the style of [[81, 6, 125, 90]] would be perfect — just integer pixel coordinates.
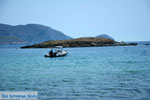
[[0, 36, 26, 44], [96, 34, 114, 40], [0, 23, 72, 44]]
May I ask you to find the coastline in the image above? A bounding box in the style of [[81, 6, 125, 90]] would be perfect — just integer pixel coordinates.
[[21, 37, 137, 48]]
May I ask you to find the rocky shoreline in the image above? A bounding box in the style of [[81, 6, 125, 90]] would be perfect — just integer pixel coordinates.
[[21, 37, 137, 48]]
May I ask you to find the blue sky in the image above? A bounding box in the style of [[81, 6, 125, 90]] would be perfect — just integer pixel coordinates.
[[0, 0, 150, 41]]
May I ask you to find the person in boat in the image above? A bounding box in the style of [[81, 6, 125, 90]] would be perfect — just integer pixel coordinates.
[[54, 52, 57, 57], [49, 48, 54, 57]]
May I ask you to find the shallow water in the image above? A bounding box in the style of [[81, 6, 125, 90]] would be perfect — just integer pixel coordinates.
[[0, 45, 150, 100]]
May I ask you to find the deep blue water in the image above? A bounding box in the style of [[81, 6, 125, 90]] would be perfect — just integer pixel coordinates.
[[0, 44, 150, 100]]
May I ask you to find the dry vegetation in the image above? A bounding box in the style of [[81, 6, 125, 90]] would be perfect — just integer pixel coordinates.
[[21, 37, 137, 48]]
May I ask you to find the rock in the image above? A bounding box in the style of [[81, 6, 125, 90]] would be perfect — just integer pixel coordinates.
[[144, 43, 150, 45]]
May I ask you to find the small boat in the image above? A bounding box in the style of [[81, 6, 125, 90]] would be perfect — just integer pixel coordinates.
[[44, 46, 68, 58]]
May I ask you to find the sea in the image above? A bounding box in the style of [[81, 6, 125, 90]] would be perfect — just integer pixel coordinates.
[[0, 42, 150, 100]]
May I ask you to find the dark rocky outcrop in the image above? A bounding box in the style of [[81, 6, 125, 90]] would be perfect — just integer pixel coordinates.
[[144, 43, 150, 45]]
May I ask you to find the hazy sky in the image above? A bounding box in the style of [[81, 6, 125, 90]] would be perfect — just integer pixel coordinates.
[[0, 0, 150, 41]]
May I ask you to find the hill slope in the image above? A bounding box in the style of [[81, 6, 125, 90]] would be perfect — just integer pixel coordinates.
[[0, 36, 26, 44], [0, 23, 72, 44], [96, 34, 114, 40]]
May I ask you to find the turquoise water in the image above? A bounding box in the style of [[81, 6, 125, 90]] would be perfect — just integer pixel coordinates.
[[0, 45, 150, 100]]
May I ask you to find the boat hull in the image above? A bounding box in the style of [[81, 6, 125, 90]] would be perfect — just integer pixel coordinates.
[[44, 52, 68, 58]]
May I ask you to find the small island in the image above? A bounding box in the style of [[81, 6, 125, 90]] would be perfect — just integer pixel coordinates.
[[21, 37, 137, 48]]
